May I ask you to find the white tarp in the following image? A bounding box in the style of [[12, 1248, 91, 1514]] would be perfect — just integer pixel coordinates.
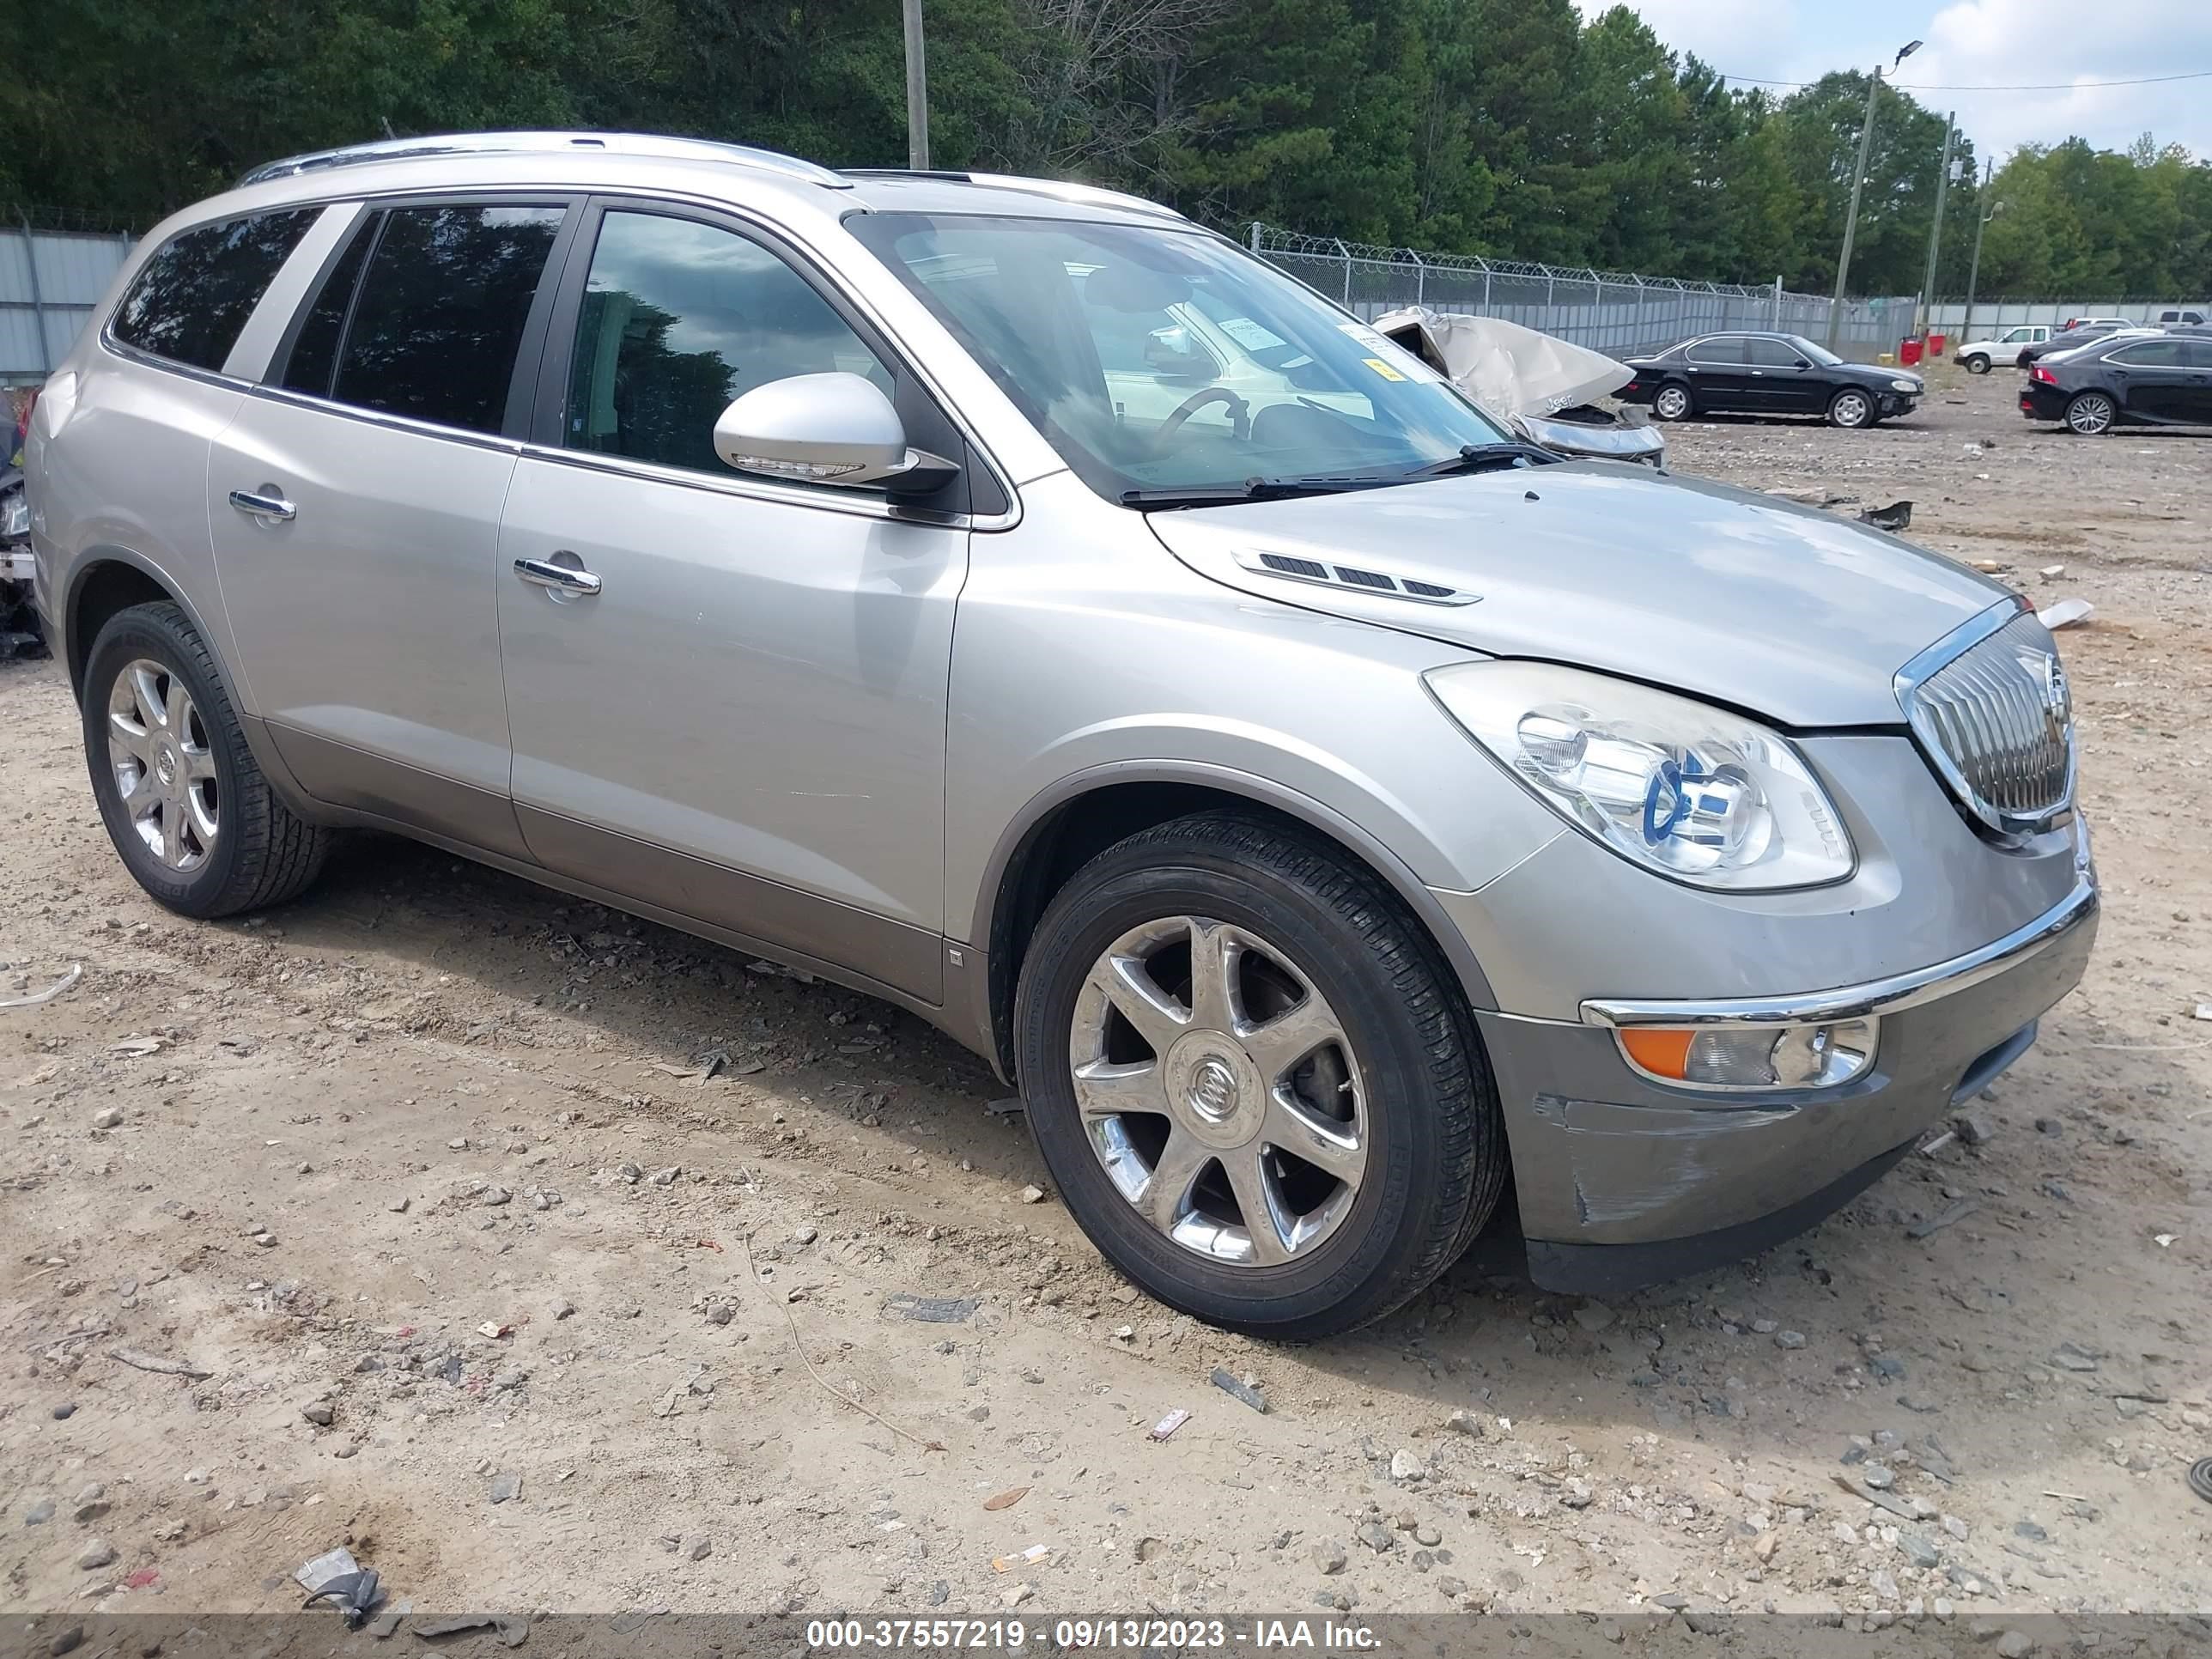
[[1370, 307, 1633, 417]]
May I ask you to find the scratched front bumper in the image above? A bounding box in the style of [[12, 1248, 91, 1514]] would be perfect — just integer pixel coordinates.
[[1474, 897, 2097, 1292]]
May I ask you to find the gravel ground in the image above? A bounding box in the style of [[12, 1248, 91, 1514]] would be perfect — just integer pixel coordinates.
[[3, 364, 2209, 1634]]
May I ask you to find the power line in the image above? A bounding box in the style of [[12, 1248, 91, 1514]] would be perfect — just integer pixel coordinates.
[[1717, 67, 2212, 93]]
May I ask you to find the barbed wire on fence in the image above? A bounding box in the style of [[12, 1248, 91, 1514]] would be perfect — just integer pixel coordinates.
[[1248, 222, 1914, 359]]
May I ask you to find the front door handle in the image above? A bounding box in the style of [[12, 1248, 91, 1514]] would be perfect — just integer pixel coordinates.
[[228, 489, 295, 522], [514, 556, 602, 598]]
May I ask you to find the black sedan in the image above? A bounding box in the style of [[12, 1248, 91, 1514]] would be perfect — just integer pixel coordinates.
[[2016, 324, 2142, 367], [2020, 332, 2212, 434], [1618, 332, 1923, 428]]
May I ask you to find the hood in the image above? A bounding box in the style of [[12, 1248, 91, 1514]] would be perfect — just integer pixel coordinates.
[[1145, 463, 2010, 728]]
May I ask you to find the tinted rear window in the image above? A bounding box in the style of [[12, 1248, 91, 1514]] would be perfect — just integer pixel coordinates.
[[329, 204, 566, 434], [110, 209, 320, 372], [279, 214, 379, 398]]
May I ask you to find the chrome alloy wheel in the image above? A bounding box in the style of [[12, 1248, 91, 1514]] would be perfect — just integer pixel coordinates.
[[106, 658, 219, 871], [1832, 389, 1872, 428], [2066, 392, 2115, 435], [1652, 385, 1691, 420], [1069, 915, 1367, 1267]]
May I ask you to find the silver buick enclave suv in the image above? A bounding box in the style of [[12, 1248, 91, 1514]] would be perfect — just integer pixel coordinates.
[[26, 133, 2096, 1337]]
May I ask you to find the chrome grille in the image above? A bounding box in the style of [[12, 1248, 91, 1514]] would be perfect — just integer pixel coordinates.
[[1898, 608, 2075, 836]]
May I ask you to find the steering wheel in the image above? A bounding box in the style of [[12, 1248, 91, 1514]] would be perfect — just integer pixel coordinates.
[[1152, 386, 1251, 451]]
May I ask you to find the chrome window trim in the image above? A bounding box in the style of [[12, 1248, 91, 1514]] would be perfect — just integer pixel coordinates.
[[1583, 874, 2098, 1030], [1893, 593, 2076, 840], [237, 382, 526, 458]]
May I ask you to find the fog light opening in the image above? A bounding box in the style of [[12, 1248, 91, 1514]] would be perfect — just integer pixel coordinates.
[[1615, 1018, 1876, 1091]]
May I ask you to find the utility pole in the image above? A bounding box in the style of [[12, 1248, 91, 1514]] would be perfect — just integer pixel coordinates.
[[1962, 160, 2002, 342], [1918, 111, 1955, 337], [1829, 40, 1922, 349], [902, 0, 931, 170]]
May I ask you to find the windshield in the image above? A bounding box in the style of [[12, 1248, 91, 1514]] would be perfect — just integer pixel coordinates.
[[1784, 334, 1842, 367], [847, 212, 1511, 503]]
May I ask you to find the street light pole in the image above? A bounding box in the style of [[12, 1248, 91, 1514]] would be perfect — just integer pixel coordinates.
[[902, 0, 931, 170], [1828, 40, 1922, 349], [1918, 110, 1955, 337], [1963, 161, 2002, 342]]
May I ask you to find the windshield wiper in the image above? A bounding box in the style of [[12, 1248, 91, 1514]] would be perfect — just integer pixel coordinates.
[[1391, 441, 1559, 483], [1119, 476, 1384, 510]]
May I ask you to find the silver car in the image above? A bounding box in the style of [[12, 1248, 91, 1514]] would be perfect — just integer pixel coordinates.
[[26, 133, 2096, 1338]]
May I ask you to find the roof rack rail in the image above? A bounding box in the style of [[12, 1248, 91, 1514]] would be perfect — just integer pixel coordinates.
[[840, 167, 1186, 222], [238, 131, 849, 191]]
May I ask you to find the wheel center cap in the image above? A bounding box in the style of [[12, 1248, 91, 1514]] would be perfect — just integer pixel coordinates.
[[154, 744, 179, 790], [1187, 1056, 1239, 1122], [1163, 1032, 1264, 1150]]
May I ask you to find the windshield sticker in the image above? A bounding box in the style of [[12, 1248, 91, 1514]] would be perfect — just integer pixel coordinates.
[[1216, 316, 1287, 352], [1361, 356, 1408, 382]]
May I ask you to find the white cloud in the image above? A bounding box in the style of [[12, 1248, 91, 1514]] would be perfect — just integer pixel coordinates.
[[1573, 0, 2212, 161], [1912, 0, 2212, 161]]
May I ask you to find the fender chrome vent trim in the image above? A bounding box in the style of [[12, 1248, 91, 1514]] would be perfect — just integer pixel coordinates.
[[1241, 549, 1480, 606]]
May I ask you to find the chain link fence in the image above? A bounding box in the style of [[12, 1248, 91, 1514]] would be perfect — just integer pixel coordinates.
[[1249, 225, 1913, 361]]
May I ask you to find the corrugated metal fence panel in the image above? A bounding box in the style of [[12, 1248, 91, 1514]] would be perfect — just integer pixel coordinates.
[[0, 226, 134, 380], [1926, 298, 2202, 334]]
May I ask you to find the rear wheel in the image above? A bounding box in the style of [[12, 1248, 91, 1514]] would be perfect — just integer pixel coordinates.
[[1964, 354, 1991, 375], [2064, 391, 2116, 435], [1827, 388, 1875, 428], [1013, 812, 1505, 1339], [1650, 382, 1692, 421], [82, 602, 328, 918]]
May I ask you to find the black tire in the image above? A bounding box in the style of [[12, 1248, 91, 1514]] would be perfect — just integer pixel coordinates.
[[1650, 381, 1693, 422], [82, 601, 328, 918], [1013, 811, 1505, 1340], [1827, 387, 1875, 428], [1964, 354, 1990, 375]]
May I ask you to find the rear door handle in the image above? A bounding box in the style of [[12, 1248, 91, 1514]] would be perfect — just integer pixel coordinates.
[[514, 556, 602, 597], [228, 489, 295, 521]]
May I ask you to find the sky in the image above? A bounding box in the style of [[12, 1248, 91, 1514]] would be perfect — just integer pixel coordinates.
[[1572, 0, 2212, 167]]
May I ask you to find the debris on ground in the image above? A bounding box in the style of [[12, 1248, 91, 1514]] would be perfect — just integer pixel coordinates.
[[0, 963, 81, 1009], [415, 1614, 528, 1647], [1210, 1368, 1268, 1413], [883, 1293, 979, 1323], [982, 1486, 1028, 1511], [2038, 597, 2094, 629], [1858, 500, 1912, 531], [1148, 1408, 1190, 1441], [108, 1347, 212, 1381]]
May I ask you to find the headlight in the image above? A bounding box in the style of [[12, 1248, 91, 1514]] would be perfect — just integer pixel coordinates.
[[1889, 378, 1919, 392], [1425, 661, 1854, 890], [1616, 1019, 1876, 1089], [0, 492, 27, 540]]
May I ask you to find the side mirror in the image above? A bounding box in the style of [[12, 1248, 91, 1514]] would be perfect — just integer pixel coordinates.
[[1791, 357, 1810, 369], [712, 372, 956, 493]]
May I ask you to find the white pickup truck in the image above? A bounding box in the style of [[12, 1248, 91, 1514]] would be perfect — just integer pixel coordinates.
[[1954, 324, 2049, 373]]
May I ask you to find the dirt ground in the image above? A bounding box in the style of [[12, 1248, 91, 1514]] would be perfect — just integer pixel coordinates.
[[3, 364, 2209, 1632]]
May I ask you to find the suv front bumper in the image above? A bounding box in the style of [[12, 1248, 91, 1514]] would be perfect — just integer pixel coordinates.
[[1471, 876, 2098, 1294]]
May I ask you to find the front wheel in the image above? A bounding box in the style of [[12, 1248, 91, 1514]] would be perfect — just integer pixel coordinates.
[[2064, 391, 2116, 435], [1650, 382, 1692, 421], [1828, 388, 1875, 428], [1013, 812, 1505, 1339], [1964, 354, 1991, 375], [82, 601, 329, 918]]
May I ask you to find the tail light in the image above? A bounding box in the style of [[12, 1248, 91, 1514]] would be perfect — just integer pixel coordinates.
[[2031, 366, 2057, 385]]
